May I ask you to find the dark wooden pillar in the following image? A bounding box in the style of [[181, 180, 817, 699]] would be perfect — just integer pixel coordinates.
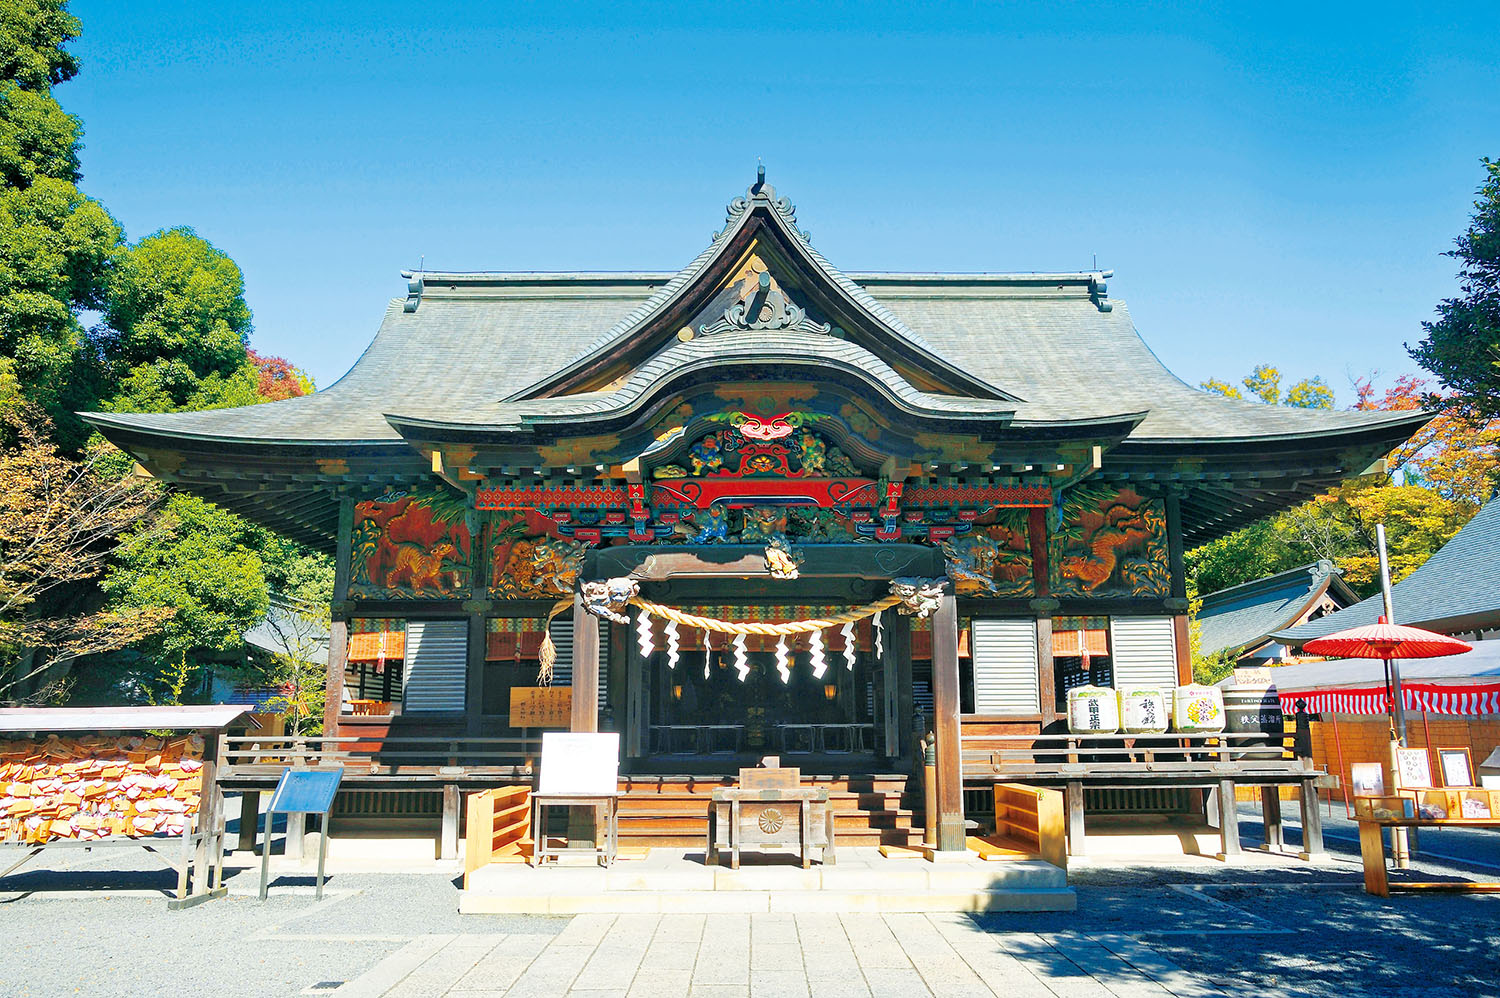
[[891, 614, 913, 760], [464, 612, 486, 737], [322, 496, 355, 737], [931, 594, 965, 851], [625, 611, 648, 756], [1164, 490, 1194, 685], [571, 595, 599, 733], [1028, 508, 1057, 725]]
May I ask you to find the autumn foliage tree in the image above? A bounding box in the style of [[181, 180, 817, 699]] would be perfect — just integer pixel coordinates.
[[0, 410, 169, 702]]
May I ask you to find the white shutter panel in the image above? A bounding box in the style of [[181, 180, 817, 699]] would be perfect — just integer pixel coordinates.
[[1109, 617, 1179, 689], [549, 617, 609, 710], [971, 619, 1040, 714], [402, 620, 468, 712]]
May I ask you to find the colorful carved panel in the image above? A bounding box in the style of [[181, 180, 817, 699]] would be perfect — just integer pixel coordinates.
[[349, 491, 472, 599], [1049, 486, 1170, 597], [651, 412, 857, 480], [489, 514, 588, 599], [941, 510, 1034, 597]]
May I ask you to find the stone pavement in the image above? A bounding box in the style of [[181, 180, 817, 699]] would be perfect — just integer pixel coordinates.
[[333, 912, 1218, 998]]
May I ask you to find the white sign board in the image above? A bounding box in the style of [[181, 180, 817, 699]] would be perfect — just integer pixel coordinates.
[[537, 732, 620, 796]]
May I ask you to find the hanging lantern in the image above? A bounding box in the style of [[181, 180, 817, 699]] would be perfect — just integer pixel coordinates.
[[809, 628, 827, 679], [840, 621, 856, 671], [824, 684, 838, 701]]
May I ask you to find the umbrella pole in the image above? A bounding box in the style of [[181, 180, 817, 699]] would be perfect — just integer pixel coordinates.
[[1376, 524, 1407, 746]]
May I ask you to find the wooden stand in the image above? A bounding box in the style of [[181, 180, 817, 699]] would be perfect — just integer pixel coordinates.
[[530, 793, 618, 867]]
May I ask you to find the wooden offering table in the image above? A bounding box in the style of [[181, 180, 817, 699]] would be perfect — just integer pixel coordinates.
[[709, 767, 836, 869], [1354, 791, 1500, 896]]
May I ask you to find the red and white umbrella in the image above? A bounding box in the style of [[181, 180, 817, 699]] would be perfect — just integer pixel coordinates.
[[1301, 616, 1471, 740], [1302, 618, 1472, 660]]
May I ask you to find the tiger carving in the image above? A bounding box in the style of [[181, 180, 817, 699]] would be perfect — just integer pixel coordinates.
[[385, 540, 461, 594]]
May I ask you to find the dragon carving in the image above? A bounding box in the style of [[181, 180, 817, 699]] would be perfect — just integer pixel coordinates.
[[1059, 500, 1156, 593], [581, 578, 639, 624], [890, 577, 948, 618]]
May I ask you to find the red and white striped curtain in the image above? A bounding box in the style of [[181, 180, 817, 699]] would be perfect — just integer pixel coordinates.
[[1279, 682, 1500, 717]]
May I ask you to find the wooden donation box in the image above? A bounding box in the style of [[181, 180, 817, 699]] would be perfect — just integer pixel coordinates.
[[710, 767, 835, 869]]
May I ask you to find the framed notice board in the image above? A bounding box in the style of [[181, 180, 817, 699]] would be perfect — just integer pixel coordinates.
[[511, 687, 572, 728]]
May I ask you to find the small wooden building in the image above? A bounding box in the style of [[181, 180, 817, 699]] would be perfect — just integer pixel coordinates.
[[86, 175, 1427, 853]]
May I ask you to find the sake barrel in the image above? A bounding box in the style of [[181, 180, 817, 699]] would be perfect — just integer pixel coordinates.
[[1172, 684, 1225, 733], [1067, 685, 1120, 734], [1221, 681, 1284, 759], [1118, 687, 1170, 735]]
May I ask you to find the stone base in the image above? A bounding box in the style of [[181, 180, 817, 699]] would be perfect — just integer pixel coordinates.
[[460, 846, 1074, 914]]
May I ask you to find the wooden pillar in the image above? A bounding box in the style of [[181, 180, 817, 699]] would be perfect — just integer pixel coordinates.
[[192, 731, 222, 892], [625, 608, 648, 757], [238, 790, 260, 854], [892, 614, 913, 760], [1261, 786, 1284, 852], [1299, 777, 1327, 859], [1172, 615, 1192, 686], [571, 595, 599, 733], [465, 612, 486, 738], [931, 594, 965, 852], [440, 784, 460, 860], [1218, 780, 1242, 858], [1164, 491, 1194, 686], [322, 496, 355, 737], [1036, 615, 1056, 726], [1027, 508, 1057, 725], [1065, 780, 1086, 856]]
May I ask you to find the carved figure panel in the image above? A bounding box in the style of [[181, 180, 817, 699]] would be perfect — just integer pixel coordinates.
[[349, 490, 473, 599], [651, 412, 858, 481], [1050, 486, 1170, 597], [941, 510, 1034, 597], [489, 514, 588, 599]]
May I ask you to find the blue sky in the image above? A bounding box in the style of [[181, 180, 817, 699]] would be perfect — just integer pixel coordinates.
[[66, 1, 1498, 398]]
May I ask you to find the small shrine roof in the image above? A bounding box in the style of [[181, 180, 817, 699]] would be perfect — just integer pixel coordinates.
[[1197, 561, 1358, 659]]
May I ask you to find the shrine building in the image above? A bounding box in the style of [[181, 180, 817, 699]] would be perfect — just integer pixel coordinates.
[[86, 174, 1428, 854]]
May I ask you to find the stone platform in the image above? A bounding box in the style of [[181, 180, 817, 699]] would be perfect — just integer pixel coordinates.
[[459, 847, 1074, 914]]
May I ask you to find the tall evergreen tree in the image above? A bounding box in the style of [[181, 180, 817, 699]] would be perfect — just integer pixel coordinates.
[[0, 0, 121, 447], [1410, 158, 1500, 419]]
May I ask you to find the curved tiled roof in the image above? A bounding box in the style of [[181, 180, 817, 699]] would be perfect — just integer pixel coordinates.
[[386, 330, 1027, 431], [1197, 561, 1357, 658]]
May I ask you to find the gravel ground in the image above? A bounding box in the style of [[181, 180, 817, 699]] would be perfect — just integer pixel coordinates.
[[0, 848, 565, 998], [2, 798, 1496, 998]]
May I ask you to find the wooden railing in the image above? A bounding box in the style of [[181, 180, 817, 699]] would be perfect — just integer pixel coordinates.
[[962, 730, 1311, 781], [463, 786, 532, 886], [991, 783, 1066, 870], [218, 735, 543, 776]]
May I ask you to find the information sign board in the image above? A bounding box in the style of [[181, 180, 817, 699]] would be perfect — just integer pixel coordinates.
[[537, 732, 619, 796], [510, 687, 572, 728]]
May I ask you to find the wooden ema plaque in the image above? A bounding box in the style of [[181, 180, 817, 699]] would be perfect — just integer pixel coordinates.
[[510, 687, 572, 728]]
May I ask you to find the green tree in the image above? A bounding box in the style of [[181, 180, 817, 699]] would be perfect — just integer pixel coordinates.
[[98, 226, 257, 413], [101, 493, 270, 695], [0, 1, 120, 446], [1410, 158, 1500, 419]]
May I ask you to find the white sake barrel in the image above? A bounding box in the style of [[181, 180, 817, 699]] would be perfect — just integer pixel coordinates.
[[1173, 683, 1226, 733], [1118, 687, 1170, 734], [1067, 685, 1120, 734]]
